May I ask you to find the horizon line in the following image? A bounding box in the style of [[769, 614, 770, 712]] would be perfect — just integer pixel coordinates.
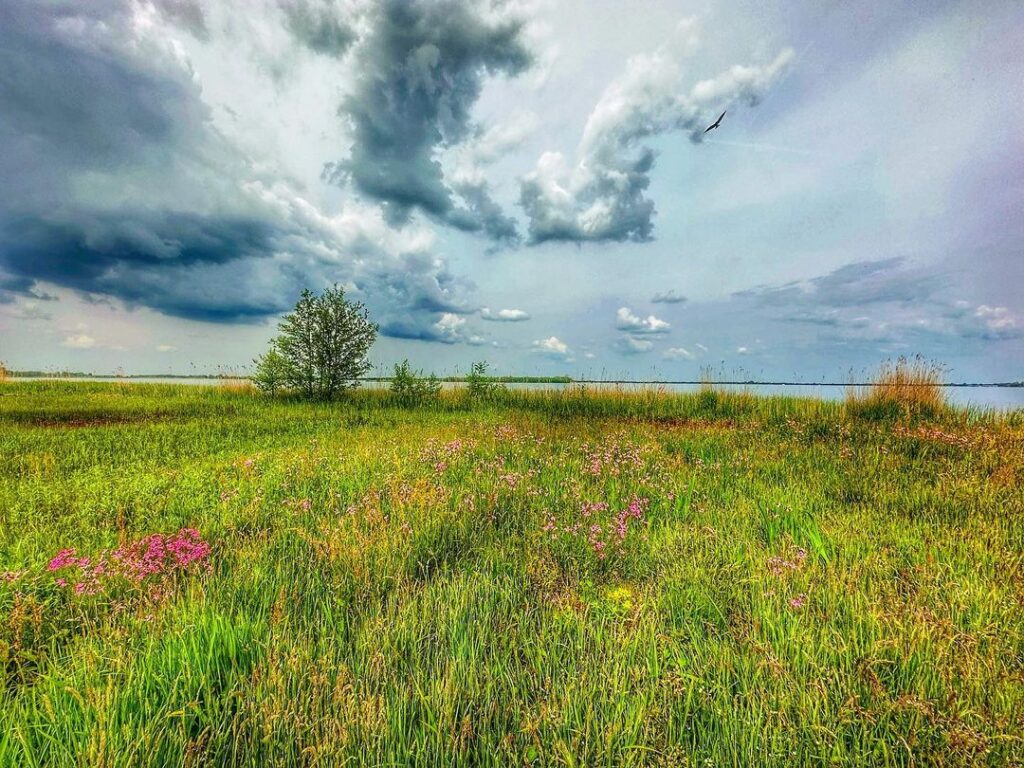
[[6, 373, 1022, 388]]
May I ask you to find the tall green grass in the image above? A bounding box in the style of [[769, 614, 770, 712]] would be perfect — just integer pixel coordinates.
[[0, 381, 1021, 766]]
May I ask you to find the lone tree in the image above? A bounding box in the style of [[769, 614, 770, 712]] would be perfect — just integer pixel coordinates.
[[253, 286, 377, 399]]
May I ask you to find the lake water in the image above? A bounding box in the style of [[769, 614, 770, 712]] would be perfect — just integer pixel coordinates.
[[15, 377, 1023, 410]]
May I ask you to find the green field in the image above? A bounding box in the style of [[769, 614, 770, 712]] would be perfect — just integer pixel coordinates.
[[1, 381, 1022, 766]]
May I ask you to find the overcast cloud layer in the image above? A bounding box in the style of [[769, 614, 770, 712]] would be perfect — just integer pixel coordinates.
[[1, 0, 1022, 385]]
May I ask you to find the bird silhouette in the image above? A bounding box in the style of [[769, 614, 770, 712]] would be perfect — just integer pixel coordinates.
[[703, 110, 726, 134]]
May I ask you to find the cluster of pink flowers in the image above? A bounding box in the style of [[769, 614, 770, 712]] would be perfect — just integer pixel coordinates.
[[765, 547, 811, 612], [493, 424, 546, 448], [581, 438, 645, 477], [588, 523, 607, 558], [493, 424, 520, 442], [420, 438, 476, 474], [767, 546, 808, 576], [613, 496, 648, 542], [541, 496, 649, 560], [496, 468, 540, 493], [47, 528, 211, 597], [580, 501, 609, 518], [788, 593, 808, 610]]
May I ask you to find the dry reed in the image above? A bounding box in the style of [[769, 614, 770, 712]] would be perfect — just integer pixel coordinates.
[[846, 356, 945, 418]]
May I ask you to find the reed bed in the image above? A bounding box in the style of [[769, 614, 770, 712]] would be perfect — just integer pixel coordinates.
[[846, 356, 947, 420]]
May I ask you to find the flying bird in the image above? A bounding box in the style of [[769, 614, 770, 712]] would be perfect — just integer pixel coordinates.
[[703, 110, 726, 134]]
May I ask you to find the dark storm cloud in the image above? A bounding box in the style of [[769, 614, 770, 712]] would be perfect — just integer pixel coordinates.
[[326, 0, 531, 241], [0, 274, 37, 304], [279, 0, 355, 58], [381, 321, 438, 342], [0, 0, 479, 331], [448, 179, 521, 244], [380, 309, 483, 346], [359, 250, 476, 314], [0, 1, 202, 185], [380, 320, 456, 344], [0, 213, 285, 322], [0, 0, 295, 320]]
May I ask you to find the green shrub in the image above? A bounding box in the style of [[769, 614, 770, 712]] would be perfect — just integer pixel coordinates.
[[390, 360, 441, 406], [251, 348, 289, 396], [465, 361, 503, 400]]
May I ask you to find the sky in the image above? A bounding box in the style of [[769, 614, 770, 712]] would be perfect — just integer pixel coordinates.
[[1, 0, 1022, 381]]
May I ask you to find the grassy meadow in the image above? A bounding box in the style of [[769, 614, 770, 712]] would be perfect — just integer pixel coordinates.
[[0, 380, 1022, 766]]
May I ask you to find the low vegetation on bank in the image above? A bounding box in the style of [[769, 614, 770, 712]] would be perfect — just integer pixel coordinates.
[[0, 379, 1021, 766]]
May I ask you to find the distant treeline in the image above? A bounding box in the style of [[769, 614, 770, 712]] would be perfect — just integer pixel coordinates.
[[9, 371, 227, 379], [8, 371, 1022, 387], [9, 370, 576, 384], [365, 375, 575, 384]]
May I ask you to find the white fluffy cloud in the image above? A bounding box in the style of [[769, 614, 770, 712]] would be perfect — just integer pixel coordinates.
[[615, 307, 670, 334], [973, 304, 1019, 335], [520, 20, 793, 243], [532, 335, 571, 360], [480, 307, 531, 322], [424, 312, 487, 346]]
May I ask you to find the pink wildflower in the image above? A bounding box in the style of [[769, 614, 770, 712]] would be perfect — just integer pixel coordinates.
[[49, 527, 211, 598], [48, 549, 77, 571]]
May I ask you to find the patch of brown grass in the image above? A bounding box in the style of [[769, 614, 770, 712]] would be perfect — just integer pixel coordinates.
[[847, 356, 946, 419], [218, 377, 254, 394]]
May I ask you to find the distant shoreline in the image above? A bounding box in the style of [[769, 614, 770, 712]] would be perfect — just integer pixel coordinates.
[[7, 372, 1022, 388]]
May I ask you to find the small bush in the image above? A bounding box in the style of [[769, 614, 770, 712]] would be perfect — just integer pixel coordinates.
[[465, 361, 503, 400], [390, 360, 441, 406], [252, 348, 289, 395], [847, 356, 945, 420], [0, 360, 8, 382]]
